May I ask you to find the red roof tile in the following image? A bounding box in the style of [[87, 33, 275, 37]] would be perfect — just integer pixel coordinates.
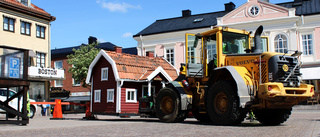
[[107, 51, 178, 81]]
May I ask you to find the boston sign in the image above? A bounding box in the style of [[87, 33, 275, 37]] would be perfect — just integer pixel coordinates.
[[28, 66, 64, 80]]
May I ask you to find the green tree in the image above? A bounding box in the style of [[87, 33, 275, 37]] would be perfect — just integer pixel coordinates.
[[67, 42, 100, 87]]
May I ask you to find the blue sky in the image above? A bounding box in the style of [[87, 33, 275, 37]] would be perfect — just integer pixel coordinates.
[[32, 0, 290, 49]]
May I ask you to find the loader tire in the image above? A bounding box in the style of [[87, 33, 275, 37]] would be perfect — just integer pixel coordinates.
[[206, 81, 245, 125], [155, 88, 185, 123], [253, 108, 292, 125]]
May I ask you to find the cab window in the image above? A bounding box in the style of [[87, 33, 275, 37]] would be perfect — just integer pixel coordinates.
[[222, 32, 249, 54]]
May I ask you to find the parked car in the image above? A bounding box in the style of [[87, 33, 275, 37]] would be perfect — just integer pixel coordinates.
[[0, 88, 37, 118]]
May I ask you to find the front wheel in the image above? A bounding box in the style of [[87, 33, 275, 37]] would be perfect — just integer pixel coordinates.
[[253, 108, 292, 125], [206, 81, 245, 125], [155, 88, 185, 123]]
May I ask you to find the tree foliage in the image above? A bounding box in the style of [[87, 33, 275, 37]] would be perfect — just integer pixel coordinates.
[[67, 43, 100, 87]]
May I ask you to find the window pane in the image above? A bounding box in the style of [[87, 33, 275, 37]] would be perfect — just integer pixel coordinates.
[[21, 22, 25, 34], [26, 23, 30, 35], [4, 18, 8, 30], [9, 19, 14, 31], [41, 27, 45, 38], [36, 26, 40, 37]]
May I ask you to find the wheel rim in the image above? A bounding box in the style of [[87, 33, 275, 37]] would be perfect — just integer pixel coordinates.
[[161, 96, 174, 114], [214, 92, 228, 114]]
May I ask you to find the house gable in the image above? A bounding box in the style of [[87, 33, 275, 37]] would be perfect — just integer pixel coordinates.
[[86, 50, 119, 84], [218, 0, 295, 25]]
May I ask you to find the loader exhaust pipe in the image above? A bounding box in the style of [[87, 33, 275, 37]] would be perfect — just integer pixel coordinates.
[[253, 25, 263, 53]]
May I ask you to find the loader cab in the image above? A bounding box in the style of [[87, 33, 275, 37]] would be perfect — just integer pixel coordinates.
[[185, 27, 251, 78], [185, 27, 269, 79]]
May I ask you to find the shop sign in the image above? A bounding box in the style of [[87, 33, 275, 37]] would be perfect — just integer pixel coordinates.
[[28, 66, 64, 80]]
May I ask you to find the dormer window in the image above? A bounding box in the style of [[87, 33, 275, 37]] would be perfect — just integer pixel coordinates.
[[193, 18, 204, 23], [21, 0, 29, 6]]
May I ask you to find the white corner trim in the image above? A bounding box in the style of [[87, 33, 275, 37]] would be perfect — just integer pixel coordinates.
[[86, 50, 119, 83], [147, 66, 173, 82]]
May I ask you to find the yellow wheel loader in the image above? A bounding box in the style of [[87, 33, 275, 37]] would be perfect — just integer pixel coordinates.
[[150, 25, 314, 125]]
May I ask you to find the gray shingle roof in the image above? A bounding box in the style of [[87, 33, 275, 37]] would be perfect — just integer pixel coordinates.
[[277, 0, 320, 15], [134, 0, 320, 37], [133, 11, 229, 37], [51, 42, 137, 58]]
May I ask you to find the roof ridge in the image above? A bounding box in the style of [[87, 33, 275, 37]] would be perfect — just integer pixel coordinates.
[[156, 10, 227, 22]]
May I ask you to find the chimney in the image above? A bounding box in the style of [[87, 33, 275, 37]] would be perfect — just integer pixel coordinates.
[[146, 51, 154, 58], [224, 2, 235, 12], [88, 36, 97, 45], [182, 10, 191, 17], [114, 46, 122, 54]]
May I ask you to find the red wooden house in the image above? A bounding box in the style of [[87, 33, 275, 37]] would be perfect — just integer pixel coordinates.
[[86, 47, 178, 115]]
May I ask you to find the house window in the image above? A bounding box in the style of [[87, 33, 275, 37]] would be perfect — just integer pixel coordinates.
[[21, 21, 31, 35], [274, 34, 288, 53], [107, 89, 114, 103], [94, 90, 101, 103], [3, 16, 15, 32], [166, 48, 174, 66], [36, 25, 45, 38], [55, 60, 63, 69], [302, 34, 313, 55], [73, 78, 81, 86], [101, 67, 108, 81], [21, 0, 28, 6], [36, 52, 46, 67], [55, 80, 63, 87], [54, 60, 63, 87], [126, 89, 137, 103], [142, 85, 155, 97]]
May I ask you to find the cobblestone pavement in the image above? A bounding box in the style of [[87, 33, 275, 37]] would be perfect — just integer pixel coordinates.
[[0, 106, 320, 137]]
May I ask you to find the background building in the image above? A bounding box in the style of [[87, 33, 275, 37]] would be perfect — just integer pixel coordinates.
[[0, 0, 57, 102]]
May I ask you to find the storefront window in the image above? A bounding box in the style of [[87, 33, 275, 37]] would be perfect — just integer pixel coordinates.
[[28, 82, 45, 101]]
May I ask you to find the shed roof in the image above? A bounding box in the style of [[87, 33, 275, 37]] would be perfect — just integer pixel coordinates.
[[106, 51, 178, 81]]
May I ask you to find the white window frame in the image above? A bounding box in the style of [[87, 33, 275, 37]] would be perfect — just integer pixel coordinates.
[[126, 89, 137, 103], [107, 89, 114, 103], [94, 89, 101, 103], [101, 67, 108, 81], [72, 78, 81, 86], [142, 85, 155, 97], [165, 47, 175, 66], [55, 80, 63, 87], [274, 34, 288, 53], [301, 33, 313, 56], [54, 60, 63, 69]]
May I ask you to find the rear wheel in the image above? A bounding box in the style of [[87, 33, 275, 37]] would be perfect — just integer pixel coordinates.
[[253, 108, 292, 125], [155, 88, 186, 123], [206, 81, 245, 125]]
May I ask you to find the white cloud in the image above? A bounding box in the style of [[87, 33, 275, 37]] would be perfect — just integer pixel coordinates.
[[122, 32, 132, 38], [96, 0, 141, 13]]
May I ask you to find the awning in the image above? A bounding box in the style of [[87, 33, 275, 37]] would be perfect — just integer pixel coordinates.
[[301, 67, 320, 80], [29, 50, 37, 57], [63, 96, 90, 102]]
